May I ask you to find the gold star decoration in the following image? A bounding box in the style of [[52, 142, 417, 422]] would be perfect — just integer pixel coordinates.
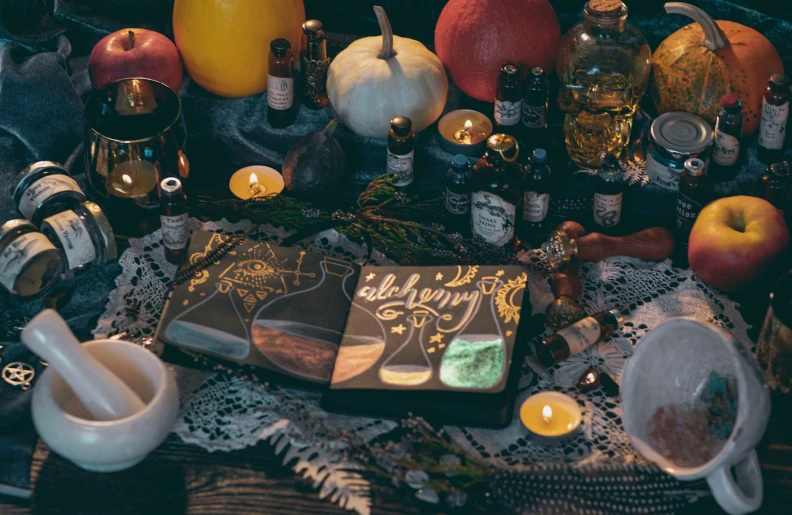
[[429, 333, 444, 344], [391, 324, 406, 335], [366, 273, 376, 282], [438, 343, 446, 349], [506, 330, 513, 337], [182, 299, 190, 306], [496, 270, 505, 277], [435, 272, 443, 281], [200, 292, 206, 297], [427, 347, 436, 354]]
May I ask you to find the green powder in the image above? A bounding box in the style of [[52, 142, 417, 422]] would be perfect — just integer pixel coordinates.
[[439, 337, 505, 389]]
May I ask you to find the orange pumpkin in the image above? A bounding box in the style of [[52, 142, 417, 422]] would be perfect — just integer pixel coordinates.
[[650, 3, 783, 135]]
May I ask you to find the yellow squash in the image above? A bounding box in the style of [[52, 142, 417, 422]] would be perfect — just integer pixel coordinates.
[[173, 0, 305, 98]]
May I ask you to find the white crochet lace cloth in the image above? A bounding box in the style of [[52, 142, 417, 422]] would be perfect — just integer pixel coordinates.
[[94, 219, 751, 514]]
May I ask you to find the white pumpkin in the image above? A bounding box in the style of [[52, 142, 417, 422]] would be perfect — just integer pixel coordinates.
[[328, 6, 449, 138]]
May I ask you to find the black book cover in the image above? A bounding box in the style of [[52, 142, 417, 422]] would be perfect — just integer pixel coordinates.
[[323, 265, 530, 427], [155, 231, 359, 384]]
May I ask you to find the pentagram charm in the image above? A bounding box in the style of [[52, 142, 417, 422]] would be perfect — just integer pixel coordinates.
[[2, 362, 35, 390]]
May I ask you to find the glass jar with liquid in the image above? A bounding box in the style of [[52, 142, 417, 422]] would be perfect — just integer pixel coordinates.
[[557, 0, 651, 168], [0, 219, 62, 299]]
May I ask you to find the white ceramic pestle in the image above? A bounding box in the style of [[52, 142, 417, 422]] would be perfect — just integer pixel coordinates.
[[21, 309, 146, 421]]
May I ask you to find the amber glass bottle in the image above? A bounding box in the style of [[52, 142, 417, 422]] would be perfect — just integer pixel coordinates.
[[495, 64, 523, 135], [301, 20, 330, 109], [758, 75, 790, 164], [387, 116, 415, 188], [160, 177, 189, 264], [268, 39, 295, 128], [470, 134, 523, 250], [673, 158, 707, 266]]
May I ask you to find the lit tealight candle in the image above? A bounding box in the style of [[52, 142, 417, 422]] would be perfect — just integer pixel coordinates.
[[229, 165, 284, 200], [437, 109, 493, 157], [519, 391, 582, 445]]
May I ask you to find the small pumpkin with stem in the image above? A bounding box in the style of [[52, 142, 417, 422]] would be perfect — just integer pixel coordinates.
[[327, 6, 449, 138], [650, 2, 783, 135]]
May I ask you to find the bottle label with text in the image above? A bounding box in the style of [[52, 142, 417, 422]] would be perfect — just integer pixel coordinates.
[[18, 175, 81, 221], [593, 192, 622, 227], [445, 189, 470, 215], [387, 150, 414, 187], [522, 104, 546, 129], [712, 130, 740, 166], [523, 191, 549, 222], [758, 99, 789, 150], [494, 100, 521, 126], [675, 192, 702, 234], [557, 316, 601, 356], [45, 210, 95, 270], [471, 191, 516, 247], [0, 232, 57, 291], [267, 75, 295, 111], [161, 213, 189, 250]]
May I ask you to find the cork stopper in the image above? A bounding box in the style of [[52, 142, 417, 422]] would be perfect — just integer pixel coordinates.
[[587, 0, 623, 15]]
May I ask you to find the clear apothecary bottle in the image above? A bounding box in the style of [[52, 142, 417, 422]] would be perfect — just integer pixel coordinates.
[[557, 0, 651, 169]]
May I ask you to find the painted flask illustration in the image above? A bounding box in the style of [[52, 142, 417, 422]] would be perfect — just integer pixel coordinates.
[[440, 277, 506, 389], [252, 257, 354, 381], [165, 280, 250, 359], [331, 273, 387, 384], [378, 311, 435, 386]]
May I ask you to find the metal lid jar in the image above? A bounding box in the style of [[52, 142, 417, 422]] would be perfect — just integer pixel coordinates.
[[646, 112, 713, 190], [12, 161, 86, 226], [41, 201, 117, 272], [0, 219, 63, 298]]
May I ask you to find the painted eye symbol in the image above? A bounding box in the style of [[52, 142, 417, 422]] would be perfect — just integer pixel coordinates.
[[239, 260, 267, 274]]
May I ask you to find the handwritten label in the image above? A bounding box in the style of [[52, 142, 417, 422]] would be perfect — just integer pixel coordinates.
[[445, 189, 470, 215], [471, 191, 516, 247], [556, 316, 601, 356], [267, 75, 294, 111], [18, 175, 81, 221], [523, 191, 549, 222], [495, 100, 521, 126], [712, 130, 740, 166], [593, 192, 622, 227], [387, 150, 414, 187], [758, 99, 789, 150], [44, 210, 95, 270], [161, 213, 189, 250], [522, 103, 546, 129], [0, 232, 56, 291]]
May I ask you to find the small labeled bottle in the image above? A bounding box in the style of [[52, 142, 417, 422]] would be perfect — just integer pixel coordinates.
[[711, 95, 743, 179], [494, 64, 523, 135], [387, 116, 415, 188], [522, 66, 549, 138], [763, 161, 790, 213], [0, 219, 62, 299], [445, 154, 473, 236], [758, 74, 790, 164], [12, 161, 86, 226], [267, 38, 296, 128], [41, 201, 117, 273], [538, 309, 621, 367], [160, 177, 189, 264], [593, 152, 624, 231], [301, 20, 330, 110], [674, 158, 707, 266], [521, 148, 551, 245], [471, 134, 523, 250]]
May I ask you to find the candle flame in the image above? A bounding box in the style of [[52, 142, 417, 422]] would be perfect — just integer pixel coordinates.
[[249, 172, 258, 186], [464, 119, 473, 130], [542, 405, 552, 423], [122, 174, 132, 186]]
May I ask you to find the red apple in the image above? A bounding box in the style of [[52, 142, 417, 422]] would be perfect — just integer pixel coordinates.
[[689, 196, 789, 291], [89, 28, 183, 93]]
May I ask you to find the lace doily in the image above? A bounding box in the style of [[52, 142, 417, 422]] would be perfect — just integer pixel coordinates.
[[95, 219, 751, 514]]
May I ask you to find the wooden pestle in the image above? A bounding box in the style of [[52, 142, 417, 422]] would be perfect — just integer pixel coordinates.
[[21, 309, 146, 421], [577, 227, 675, 263]]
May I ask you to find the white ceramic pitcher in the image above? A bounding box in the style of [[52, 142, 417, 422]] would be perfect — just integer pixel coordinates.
[[621, 318, 771, 515]]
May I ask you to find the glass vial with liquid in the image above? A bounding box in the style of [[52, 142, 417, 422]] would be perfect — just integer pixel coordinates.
[[593, 152, 624, 231], [758, 74, 790, 164], [445, 154, 472, 236], [538, 309, 621, 367], [557, 1, 651, 168], [387, 116, 415, 188], [674, 158, 707, 266], [471, 134, 523, 250], [521, 148, 551, 245], [495, 64, 523, 135], [522, 66, 550, 142], [0, 219, 62, 299], [160, 177, 189, 265], [268, 38, 296, 128], [301, 20, 330, 110], [711, 95, 743, 179]]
